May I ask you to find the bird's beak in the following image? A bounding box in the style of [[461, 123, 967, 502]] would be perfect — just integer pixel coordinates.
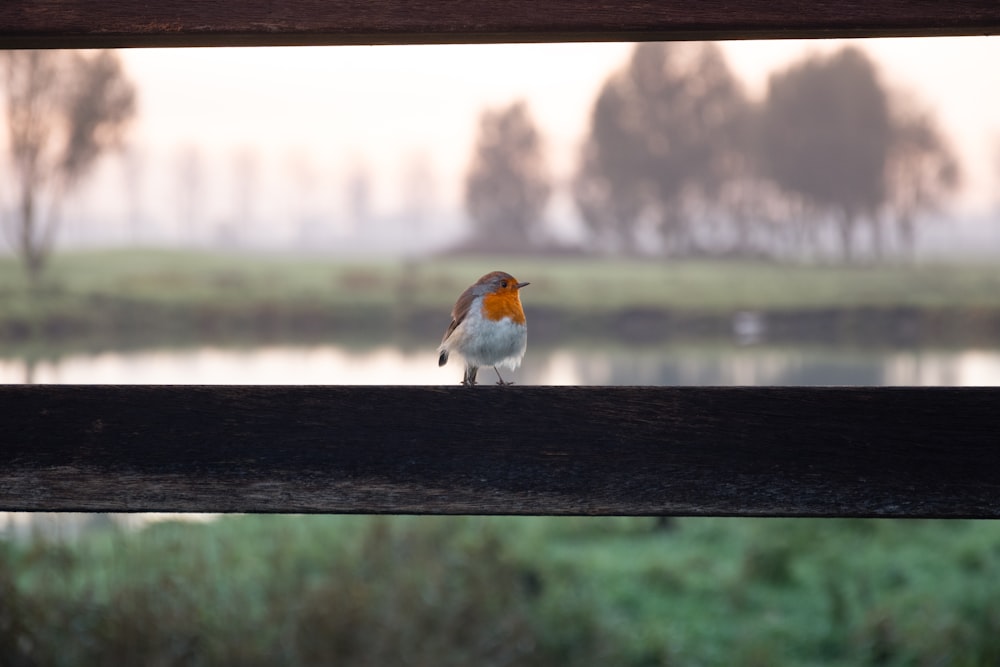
[[516, 281, 530, 289]]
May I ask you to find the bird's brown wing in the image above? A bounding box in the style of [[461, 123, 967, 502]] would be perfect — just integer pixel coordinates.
[[441, 285, 476, 342]]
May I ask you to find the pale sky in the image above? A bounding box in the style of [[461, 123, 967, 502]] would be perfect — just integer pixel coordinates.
[[81, 37, 1000, 247]]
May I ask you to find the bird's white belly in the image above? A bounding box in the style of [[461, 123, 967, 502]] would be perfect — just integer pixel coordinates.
[[448, 308, 527, 369]]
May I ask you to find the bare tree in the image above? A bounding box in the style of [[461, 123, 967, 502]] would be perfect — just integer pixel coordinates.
[[1, 50, 135, 284], [465, 100, 550, 252]]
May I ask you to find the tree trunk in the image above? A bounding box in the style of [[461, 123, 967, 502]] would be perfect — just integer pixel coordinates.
[[18, 181, 49, 288], [871, 214, 884, 260], [897, 212, 915, 261], [838, 210, 855, 263]]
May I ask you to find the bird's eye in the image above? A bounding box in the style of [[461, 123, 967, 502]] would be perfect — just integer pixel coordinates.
[[501, 280, 508, 288]]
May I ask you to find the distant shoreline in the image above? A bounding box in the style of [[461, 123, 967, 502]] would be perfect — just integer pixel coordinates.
[[3, 302, 999, 357]]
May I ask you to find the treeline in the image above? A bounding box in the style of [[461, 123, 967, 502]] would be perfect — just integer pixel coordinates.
[[467, 44, 960, 261], [0, 45, 963, 288]]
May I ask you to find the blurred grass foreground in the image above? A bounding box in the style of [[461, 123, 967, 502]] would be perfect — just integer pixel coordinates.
[[3, 515, 1000, 666]]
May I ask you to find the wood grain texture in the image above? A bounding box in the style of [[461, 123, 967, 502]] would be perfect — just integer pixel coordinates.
[[2, 385, 998, 517], [1, 0, 998, 48]]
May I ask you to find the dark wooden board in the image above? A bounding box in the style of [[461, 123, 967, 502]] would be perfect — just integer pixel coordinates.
[[1, 0, 999, 48], [3, 385, 998, 517]]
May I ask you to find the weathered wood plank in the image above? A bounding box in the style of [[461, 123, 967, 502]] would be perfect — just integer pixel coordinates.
[[1, 0, 998, 48], [2, 385, 998, 517]]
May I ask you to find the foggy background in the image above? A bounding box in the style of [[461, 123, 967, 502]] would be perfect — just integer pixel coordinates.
[[2, 39, 998, 264]]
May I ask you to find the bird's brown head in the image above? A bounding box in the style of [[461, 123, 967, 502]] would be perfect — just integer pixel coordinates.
[[473, 270, 529, 296]]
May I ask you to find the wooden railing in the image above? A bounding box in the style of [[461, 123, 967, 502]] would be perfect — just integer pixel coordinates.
[[2, 0, 999, 47], [4, 386, 999, 517], [2, 0, 999, 518]]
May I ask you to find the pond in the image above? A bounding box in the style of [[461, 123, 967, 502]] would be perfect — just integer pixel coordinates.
[[3, 342, 999, 386]]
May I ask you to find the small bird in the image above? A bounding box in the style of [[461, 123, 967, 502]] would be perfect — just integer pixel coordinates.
[[438, 270, 529, 386]]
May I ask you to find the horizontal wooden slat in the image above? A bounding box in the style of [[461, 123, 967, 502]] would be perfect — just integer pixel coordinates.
[[2, 385, 998, 517], [1, 0, 999, 48]]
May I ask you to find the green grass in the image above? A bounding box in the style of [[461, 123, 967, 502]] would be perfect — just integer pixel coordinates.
[[2, 249, 1000, 352], [3, 515, 1000, 666], [3, 248, 1000, 312]]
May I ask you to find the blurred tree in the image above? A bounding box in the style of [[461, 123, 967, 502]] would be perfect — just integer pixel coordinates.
[[760, 47, 892, 261], [1, 50, 135, 285], [346, 158, 373, 228], [398, 150, 438, 252], [573, 42, 751, 255], [465, 100, 550, 251], [884, 98, 960, 258], [287, 149, 320, 243], [174, 145, 204, 245], [400, 151, 437, 231], [120, 144, 148, 245], [224, 146, 260, 246]]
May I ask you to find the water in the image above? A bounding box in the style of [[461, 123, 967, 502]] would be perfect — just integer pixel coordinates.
[[3, 342, 999, 386]]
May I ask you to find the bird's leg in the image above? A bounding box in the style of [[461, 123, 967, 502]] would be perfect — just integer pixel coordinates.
[[494, 366, 514, 386], [462, 365, 479, 387]]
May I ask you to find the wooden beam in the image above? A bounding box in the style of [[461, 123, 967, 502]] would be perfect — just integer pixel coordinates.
[[3, 385, 998, 517], [1, 0, 998, 48]]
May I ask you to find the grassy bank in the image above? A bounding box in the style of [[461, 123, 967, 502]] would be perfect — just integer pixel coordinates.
[[3, 249, 1000, 349], [3, 515, 1000, 666], [5, 248, 1000, 310]]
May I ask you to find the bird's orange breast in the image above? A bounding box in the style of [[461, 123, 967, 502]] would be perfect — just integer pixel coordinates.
[[481, 290, 526, 325]]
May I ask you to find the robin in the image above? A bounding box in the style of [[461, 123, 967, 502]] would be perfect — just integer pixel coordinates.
[[438, 270, 529, 386]]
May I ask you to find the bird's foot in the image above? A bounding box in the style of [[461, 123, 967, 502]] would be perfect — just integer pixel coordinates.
[[493, 366, 514, 385]]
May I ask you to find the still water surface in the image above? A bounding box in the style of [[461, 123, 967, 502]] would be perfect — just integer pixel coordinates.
[[3, 343, 1000, 386]]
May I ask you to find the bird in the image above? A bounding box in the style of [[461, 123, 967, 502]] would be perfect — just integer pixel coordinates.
[[438, 270, 529, 386]]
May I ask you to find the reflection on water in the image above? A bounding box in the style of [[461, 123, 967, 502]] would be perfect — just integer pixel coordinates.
[[3, 343, 1000, 386]]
